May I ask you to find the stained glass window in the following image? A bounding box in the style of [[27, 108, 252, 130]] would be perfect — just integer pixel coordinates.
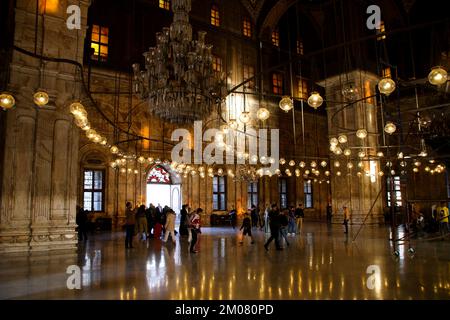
[[91, 25, 109, 62], [147, 165, 171, 184]]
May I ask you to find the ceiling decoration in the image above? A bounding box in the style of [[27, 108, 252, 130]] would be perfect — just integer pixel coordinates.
[[241, 0, 266, 22]]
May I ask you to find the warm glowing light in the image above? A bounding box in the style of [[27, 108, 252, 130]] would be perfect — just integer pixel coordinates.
[[330, 137, 338, 146], [0, 93, 15, 110], [344, 148, 351, 157], [257, 107, 270, 121], [356, 129, 368, 139], [228, 119, 238, 130], [307, 92, 323, 109], [378, 77, 396, 96], [428, 66, 448, 85], [320, 161, 327, 167], [239, 111, 250, 124], [377, 151, 384, 157], [384, 121, 396, 135], [279, 96, 294, 112], [69, 102, 87, 119], [34, 91, 49, 107], [338, 134, 348, 144]]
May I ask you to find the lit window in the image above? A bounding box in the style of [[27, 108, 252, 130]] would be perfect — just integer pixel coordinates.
[[91, 25, 109, 62], [377, 21, 386, 40], [243, 64, 255, 89], [304, 181, 313, 208], [383, 67, 391, 78], [83, 170, 104, 212], [279, 178, 287, 209], [247, 182, 258, 209], [243, 17, 252, 37], [213, 176, 226, 211], [212, 55, 223, 72], [211, 5, 220, 27], [159, 0, 170, 10], [297, 78, 308, 100], [271, 28, 280, 47], [272, 73, 283, 94], [297, 39, 304, 55], [387, 176, 402, 207]]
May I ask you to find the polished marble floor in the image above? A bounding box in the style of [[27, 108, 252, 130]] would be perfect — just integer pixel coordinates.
[[0, 222, 449, 300]]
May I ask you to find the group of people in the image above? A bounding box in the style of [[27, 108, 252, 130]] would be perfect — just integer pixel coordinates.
[[124, 202, 203, 253], [236, 203, 306, 250]]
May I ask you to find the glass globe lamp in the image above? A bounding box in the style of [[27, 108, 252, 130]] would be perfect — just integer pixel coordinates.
[[428, 66, 448, 86], [378, 77, 396, 96], [279, 96, 293, 112], [33, 90, 49, 107], [338, 134, 348, 144], [256, 107, 270, 121], [239, 111, 250, 124], [384, 121, 396, 135], [0, 93, 15, 110], [356, 129, 368, 139], [307, 92, 323, 109]]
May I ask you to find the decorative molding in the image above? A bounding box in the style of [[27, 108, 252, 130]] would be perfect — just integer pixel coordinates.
[[241, 0, 265, 23]]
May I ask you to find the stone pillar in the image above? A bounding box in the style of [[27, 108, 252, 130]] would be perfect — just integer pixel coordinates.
[[0, 0, 91, 253], [320, 70, 384, 224]]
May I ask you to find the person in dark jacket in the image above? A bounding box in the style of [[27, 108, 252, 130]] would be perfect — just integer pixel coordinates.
[[125, 202, 136, 249], [146, 203, 155, 238], [240, 210, 255, 245], [279, 210, 290, 247], [76, 205, 88, 241], [264, 204, 282, 251], [250, 205, 258, 228], [179, 204, 189, 236], [229, 207, 237, 229]]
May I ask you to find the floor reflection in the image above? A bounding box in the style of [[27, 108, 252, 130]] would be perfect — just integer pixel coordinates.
[[0, 223, 449, 299]]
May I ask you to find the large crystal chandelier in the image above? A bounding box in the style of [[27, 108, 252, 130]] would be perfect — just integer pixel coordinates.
[[132, 0, 226, 123]]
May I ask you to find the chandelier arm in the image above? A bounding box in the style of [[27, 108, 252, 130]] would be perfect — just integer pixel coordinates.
[[12, 45, 155, 143]]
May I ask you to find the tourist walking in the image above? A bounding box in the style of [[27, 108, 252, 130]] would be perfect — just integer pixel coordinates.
[[125, 202, 136, 249], [76, 205, 88, 241], [229, 208, 237, 229], [343, 206, 350, 234], [146, 203, 155, 238], [288, 206, 296, 235], [136, 204, 148, 241], [179, 204, 189, 236], [279, 209, 290, 247], [189, 208, 202, 253], [264, 204, 271, 234], [250, 205, 258, 229], [295, 203, 304, 234], [163, 209, 177, 244], [437, 202, 449, 237], [240, 211, 255, 245], [264, 204, 282, 251]]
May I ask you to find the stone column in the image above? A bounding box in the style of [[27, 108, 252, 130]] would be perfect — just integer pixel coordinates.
[[0, 0, 91, 253], [320, 70, 384, 224]]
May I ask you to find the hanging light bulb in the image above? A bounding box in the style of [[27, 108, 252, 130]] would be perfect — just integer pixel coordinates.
[[384, 121, 396, 135], [400, 161, 407, 167], [299, 161, 306, 168], [134, 169, 139, 175], [320, 161, 327, 167], [390, 170, 396, 175], [93, 134, 102, 144], [268, 157, 275, 164], [358, 161, 364, 168], [325, 171, 330, 176], [310, 161, 317, 168], [33, 90, 49, 107], [260, 156, 267, 164], [356, 129, 368, 139], [341, 82, 359, 101], [138, 156, 145, 164], [344, 148, 351, 157], [358, 151, 366, 158], [397, 152, 404, 159], [307, 92, 323, 109], [228, 119, 238, 130], [347, 162, 354, 169], [357, 172, 362, 177], [75, 117, 90, 130], [0, 92, 15, 110], [378, 171, 384, 177], [217, 168, 224, 176], [336, 171, 342, 176], [378, 77, 396, 96], [289, 160, 295, 166], [86, 129, 97, 140], [110, 161, 117, 168], [334, 147, 343, 155], [257, 107, 270, 121], [305, 169, 310, 175], [428, 66, 448, 85], [414, 161, 421, 167], [424, 166, 430, 172], [239, 111, 250, 124], [120, 168, 126, 174], [295, 169, 301, 177], [69, 102, 87, 119], [100, 136, 107, 145], [330, 137, 338, 147], [338, 134, 348, 144], [413, 167, 419, 173], [279, 96, 294, 112], [334, 161, 340, 168], [250, 155, 258, 163], [279, 158, 286, 165], [377, 151, 384, 157]]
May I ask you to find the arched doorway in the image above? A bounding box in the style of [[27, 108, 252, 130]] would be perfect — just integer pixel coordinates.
[[146, 165, 182, 223]]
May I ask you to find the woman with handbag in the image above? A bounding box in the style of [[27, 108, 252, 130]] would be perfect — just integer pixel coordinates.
[[189, 208, 202, 253]]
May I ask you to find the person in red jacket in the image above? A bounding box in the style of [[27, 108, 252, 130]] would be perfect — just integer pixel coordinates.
[[189, 208, 202, 253]]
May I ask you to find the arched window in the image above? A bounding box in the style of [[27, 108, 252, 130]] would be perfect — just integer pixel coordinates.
[[147, 165, 171, 184], [211, 4, 220, 27]]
